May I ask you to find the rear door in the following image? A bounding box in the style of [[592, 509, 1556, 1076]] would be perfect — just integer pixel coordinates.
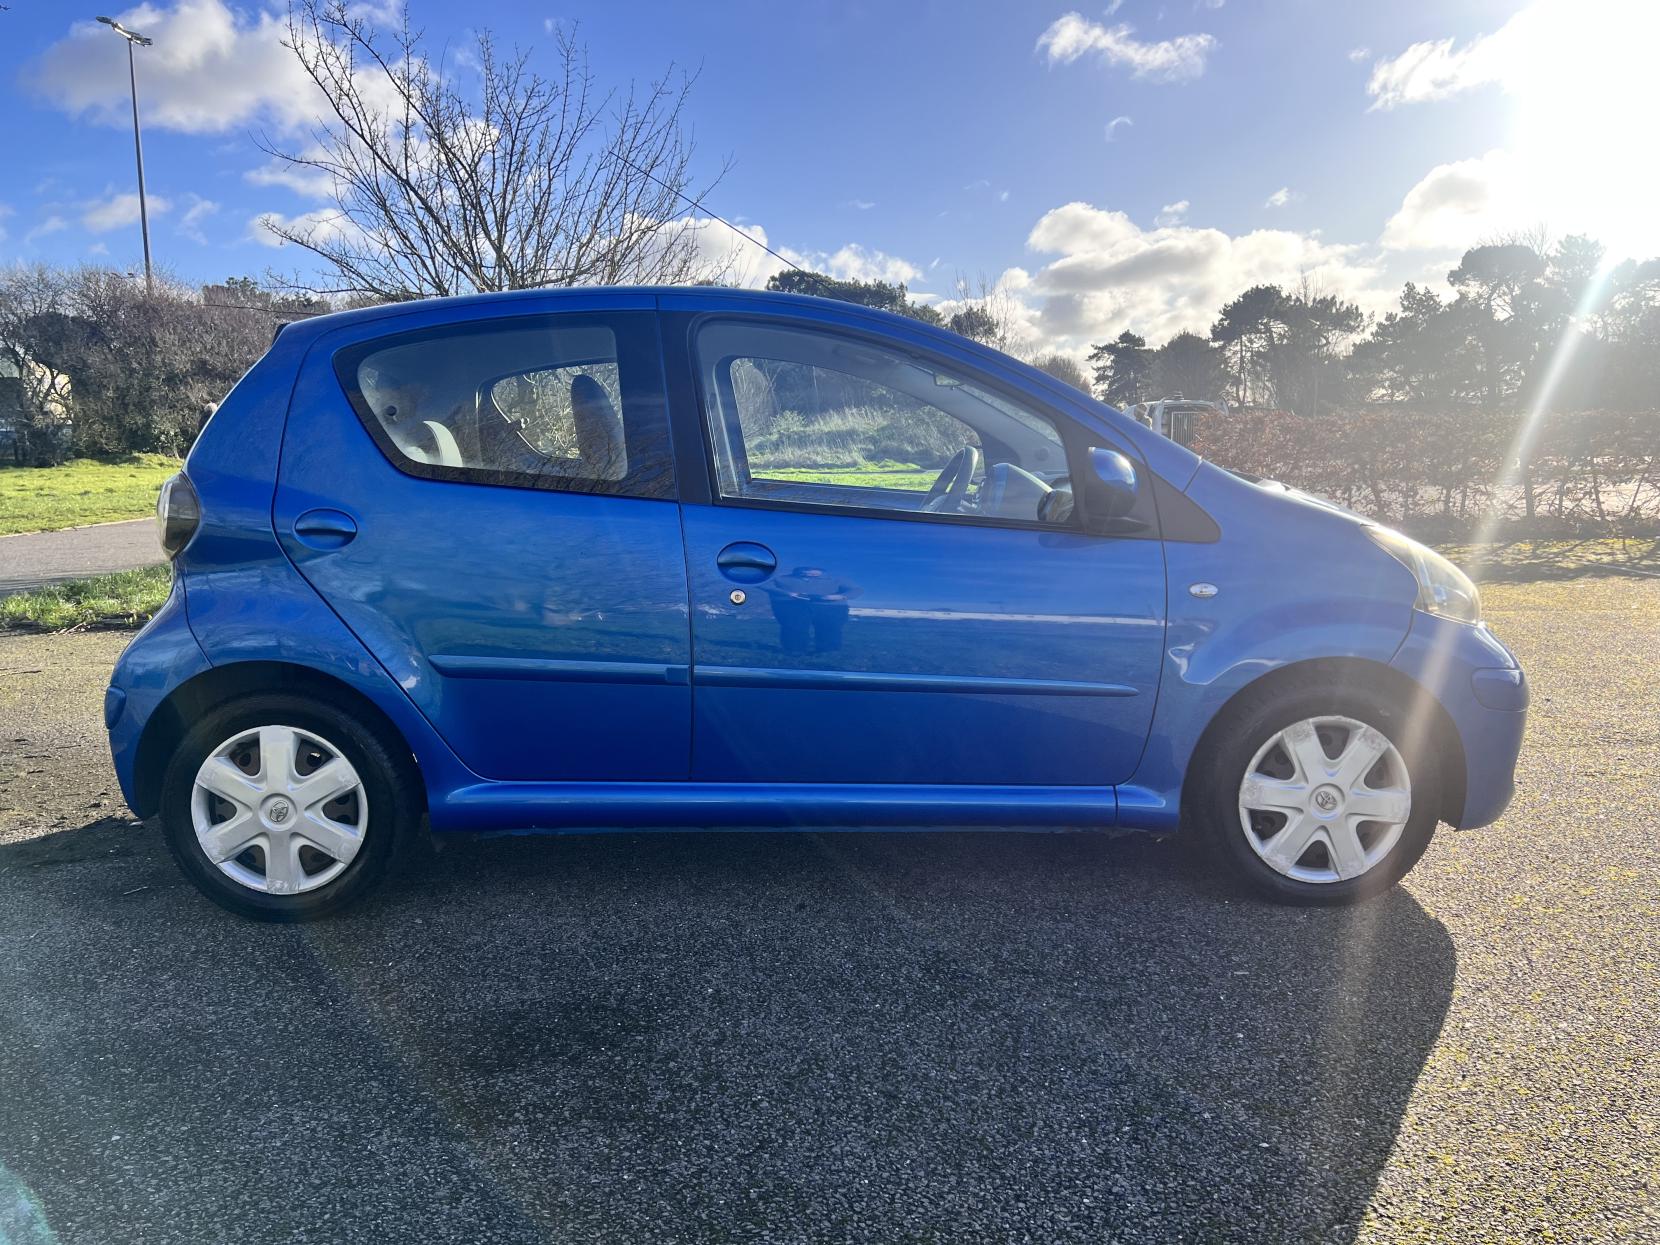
[[275, 296, 691, 782], [667, 307, 1166, 787]]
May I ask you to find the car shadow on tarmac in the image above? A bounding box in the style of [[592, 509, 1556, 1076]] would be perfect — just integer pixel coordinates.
[[1, 816, 1454, 1243]]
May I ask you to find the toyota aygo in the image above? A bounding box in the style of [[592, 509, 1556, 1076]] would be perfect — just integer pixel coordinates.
[[107, 287, 1528, 920]]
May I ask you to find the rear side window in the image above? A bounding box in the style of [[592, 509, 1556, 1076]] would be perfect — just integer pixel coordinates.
[[334, 312, 672, 498]]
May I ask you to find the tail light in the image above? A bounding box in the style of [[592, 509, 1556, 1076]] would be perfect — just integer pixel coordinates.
[[156, 472, 200, 559]]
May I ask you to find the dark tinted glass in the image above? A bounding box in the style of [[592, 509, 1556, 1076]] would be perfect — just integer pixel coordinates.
[[335, 312, 673, 499]]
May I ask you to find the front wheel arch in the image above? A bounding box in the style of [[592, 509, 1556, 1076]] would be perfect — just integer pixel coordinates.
[[1181, 657, 1467, 830], [133, 661, 424, 820]]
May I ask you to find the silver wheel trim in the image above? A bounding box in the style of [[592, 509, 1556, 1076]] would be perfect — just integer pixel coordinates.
[[1237, 714, 1412, 885], [190, 725, 368, 896]]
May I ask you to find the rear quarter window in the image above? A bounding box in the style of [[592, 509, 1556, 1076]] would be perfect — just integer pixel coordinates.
[[333, 312, 673, 499]]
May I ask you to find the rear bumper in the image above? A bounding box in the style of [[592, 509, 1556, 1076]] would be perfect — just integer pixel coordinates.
[[106, 577, 211, 815], [1390, 614, 1527, 829]]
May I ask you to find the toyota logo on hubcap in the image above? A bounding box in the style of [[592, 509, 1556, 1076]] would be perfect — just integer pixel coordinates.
[[1313, 788, 1340, 813], [267, 799, 292, 824]]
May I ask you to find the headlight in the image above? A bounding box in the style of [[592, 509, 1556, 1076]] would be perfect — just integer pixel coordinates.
[[1366, 526, 1482, 624]]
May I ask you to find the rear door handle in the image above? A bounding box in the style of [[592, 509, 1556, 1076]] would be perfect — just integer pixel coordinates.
[[715, 541, 777, 583], [292, 508, 359, 550]]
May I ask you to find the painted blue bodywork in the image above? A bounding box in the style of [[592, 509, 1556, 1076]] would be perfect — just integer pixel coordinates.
[[106, 286, 1527, 839]]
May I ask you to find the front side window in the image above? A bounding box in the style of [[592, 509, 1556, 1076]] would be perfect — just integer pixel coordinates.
[[336, 313, 671, 498], [694, 321, 1074, 526]]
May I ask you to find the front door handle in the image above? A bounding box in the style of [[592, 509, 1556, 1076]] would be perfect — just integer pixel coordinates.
[[715, 541, 777, 584], [292, 508, 359, 550]]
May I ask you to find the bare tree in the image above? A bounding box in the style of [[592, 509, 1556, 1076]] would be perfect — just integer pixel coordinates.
[[1030, 352, 1089, 391], [944, 273, 1034, 359], [0, 265, 76, 464], [0, 264, 274, 461], [260, 1, 728, 299]]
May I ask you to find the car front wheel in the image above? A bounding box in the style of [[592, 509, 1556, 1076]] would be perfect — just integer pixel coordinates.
[[159, 693, 415, 921], [1195, 685, 1441, 904]]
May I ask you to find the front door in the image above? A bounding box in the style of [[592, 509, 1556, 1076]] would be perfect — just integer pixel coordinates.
[[675, 314, 1165, 787], [275, 300, 691, 783]]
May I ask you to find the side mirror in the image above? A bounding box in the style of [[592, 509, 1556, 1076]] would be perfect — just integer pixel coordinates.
[[1085, 447, 1139, 520]]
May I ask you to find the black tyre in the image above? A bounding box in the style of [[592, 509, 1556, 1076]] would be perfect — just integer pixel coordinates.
[[158, 693, 418, 921], [1192, 682, 1441, 905]]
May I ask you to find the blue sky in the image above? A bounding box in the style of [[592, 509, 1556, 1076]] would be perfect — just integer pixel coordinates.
[[2, 0, 1654, 353]]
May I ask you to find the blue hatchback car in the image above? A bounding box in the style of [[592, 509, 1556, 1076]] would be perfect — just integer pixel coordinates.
[[108, 287, 1527, 920]]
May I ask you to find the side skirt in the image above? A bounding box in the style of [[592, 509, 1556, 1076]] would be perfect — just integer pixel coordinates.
[[430, 782, 1123, 835]]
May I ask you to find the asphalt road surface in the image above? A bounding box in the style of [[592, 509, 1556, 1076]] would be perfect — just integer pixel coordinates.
[[0, 576, 1654, 1243], [0, 519, 162, 596]]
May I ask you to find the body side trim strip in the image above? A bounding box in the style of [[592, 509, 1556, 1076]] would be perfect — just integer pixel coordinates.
[[430, 655, 690, 685], [692, 665, 1138, 696]]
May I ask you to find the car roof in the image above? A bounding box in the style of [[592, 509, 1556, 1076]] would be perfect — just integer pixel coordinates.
[[276, 285, 930, 340]]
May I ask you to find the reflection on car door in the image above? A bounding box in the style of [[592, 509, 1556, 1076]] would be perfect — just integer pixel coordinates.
[[275, 300, 692, 783], [673, 311, 1165, 787]]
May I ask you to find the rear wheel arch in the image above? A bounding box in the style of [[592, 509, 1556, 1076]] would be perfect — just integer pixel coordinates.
[[1183, 657, 1467, 827], [133, 661, 424, 819]]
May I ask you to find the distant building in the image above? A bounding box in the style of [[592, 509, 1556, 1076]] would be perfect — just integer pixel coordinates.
[[0, 356, 23, 455], [0, 353, 74, 462]]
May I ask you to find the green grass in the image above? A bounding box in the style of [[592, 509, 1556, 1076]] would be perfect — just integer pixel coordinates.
[[0, 453, 181, 536], [0, 565, 173, 631], [760, 462, 938, 491]]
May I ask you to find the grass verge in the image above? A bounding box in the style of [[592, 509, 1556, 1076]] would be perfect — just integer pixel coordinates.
[[760, 462, 938, 490], [0, 454, 180, 536], [0, 566, 173, 631]]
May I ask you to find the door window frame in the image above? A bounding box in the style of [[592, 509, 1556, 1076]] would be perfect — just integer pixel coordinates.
[[331, 309, 676, 500], [680, 312, 1156, 537]]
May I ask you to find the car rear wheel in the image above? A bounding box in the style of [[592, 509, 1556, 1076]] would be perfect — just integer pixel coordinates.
[[1194, 685, 1441, 904], [159, 694, 415, 921]]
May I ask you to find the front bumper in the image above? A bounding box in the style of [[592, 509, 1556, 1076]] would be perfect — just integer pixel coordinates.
[[1390, 612, 1527, 829]]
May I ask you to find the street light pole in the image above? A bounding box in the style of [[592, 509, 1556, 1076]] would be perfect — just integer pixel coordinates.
[[96, 16, 154, 295]]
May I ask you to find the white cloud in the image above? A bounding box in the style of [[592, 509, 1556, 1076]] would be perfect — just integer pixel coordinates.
[[1105, 115, 1133, 141], [249, 207, 358, 250], [29, 2, 321, 135], [0, 204, 12, 244], [998, 190, 1010, 203], [1374, 0, 1620, 111], [1037, 12, 1217, 83], [1155, 200, 1189, 226], [848, 199, 876, 211], [88, 242, 110, 256], [25, 215, 69, 245], [1370, 1, 1660, 258], [83, 192, 171, 233], [654, 217, 926, 292], [1263, 187, 1299, 209], [1347, 47, 1370, 64], [346, 1, 403, 22], [178, 196, 220, 244], [1380, 152, 1511, 250], [675, 217, 782, 287], [1366, 33, 1511, 110], [245, 159, 338, 199], [1003, 201, 1394, 353], [803, 243, 924, 286]]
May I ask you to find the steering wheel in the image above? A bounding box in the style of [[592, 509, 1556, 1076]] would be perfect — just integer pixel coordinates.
[[923, 445, 982, 513]]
